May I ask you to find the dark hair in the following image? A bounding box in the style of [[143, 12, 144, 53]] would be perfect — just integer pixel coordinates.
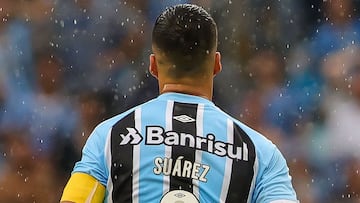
[[152, 4, 217, 75]]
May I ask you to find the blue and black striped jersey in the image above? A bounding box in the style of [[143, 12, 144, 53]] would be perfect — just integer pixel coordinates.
[[73, 92, 298, 203]]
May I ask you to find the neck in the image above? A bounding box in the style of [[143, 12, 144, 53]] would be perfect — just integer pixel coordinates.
[[160, 83, 213, 100]]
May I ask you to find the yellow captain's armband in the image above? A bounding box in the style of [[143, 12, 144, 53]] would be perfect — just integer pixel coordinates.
[[60, 172, 106, 203]]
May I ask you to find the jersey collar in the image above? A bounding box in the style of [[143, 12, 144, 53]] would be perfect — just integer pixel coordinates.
[[158, 92, 215, 106]]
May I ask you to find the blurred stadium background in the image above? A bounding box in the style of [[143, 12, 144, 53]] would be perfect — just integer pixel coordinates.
[[0, 0, 360, 202]]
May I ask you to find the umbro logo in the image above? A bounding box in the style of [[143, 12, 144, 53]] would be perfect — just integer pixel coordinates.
[[119, 127, 143, 145], [174, 192, 186, 198], [173, 115, 195, 123]]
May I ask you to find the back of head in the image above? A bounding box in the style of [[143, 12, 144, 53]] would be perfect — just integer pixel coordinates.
[[152, 4, 217, 77]]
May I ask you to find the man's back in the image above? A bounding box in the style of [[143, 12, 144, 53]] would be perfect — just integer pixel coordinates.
[[60, 4, 298, 202], [73, 93, 297, 202]]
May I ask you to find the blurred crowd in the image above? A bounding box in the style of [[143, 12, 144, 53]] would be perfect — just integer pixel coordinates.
[[0, 0, 360, 202]]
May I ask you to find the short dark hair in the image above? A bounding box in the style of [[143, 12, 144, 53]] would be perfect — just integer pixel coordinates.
[[152, 4, 217, 75]]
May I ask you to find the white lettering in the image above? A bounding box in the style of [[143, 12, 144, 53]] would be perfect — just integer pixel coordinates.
[[163, 157, 172, 175], [191, 162, 201, 180], [146, 126, 164, 144], [214, 141, 227, 156], [199, 165, 210, 182], [207, 134, 215, 153], [243, 143, 249, 161], [153, 157, 163, 174], [146, 126, 249, 161], [172, 156, 183, 177], [153, 157, 210, 183], [196, 136, 208, 149], [228, 145, 243, 160], [164, 132, 179, 145], [182, 160, 193, 178], [180, 133, 195, 147]]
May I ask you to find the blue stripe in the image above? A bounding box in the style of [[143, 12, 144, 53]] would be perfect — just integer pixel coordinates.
[[198, 105, 229, 201], [138, 100, 167, 202]]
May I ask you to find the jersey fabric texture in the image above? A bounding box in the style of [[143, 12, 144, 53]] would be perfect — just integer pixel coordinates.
[[73, 92, 298, 203]]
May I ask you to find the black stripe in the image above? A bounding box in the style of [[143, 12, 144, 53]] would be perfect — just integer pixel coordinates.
[[111, 112, 135, 203], [226, 123, 256, 203], [170, 102, 198, 192]]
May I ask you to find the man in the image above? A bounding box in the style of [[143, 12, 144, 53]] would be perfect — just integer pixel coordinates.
[[61, 4, 298, 203]]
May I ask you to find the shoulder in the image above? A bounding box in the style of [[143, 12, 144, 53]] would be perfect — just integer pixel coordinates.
[[228, 116, 278, 165], [212, 107, 277, 162], [93, 97, 161, 135], [94, 108, 137, 134]]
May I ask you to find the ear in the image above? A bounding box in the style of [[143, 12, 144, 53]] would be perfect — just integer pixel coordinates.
[[213, 52, 222, 76], [149, 54, 158, 78]]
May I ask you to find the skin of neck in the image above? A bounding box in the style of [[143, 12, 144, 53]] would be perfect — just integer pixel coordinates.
[[149, 46, 222, 100]]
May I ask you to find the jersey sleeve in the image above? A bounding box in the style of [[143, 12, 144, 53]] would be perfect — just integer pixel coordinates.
[[60, 172, 106, 202], [252, 147, 298, 203], [72, 128, 109, 186]]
